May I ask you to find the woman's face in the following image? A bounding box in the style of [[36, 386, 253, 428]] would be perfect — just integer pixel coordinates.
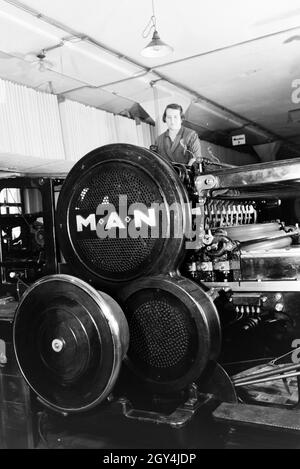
[[165, 108, 182, 131]]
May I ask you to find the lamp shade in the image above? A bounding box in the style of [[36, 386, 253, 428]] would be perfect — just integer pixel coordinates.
[[141, 30, 173, 58]]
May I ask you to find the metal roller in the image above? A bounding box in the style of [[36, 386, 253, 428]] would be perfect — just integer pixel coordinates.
[[220, 222, 281, 242], [13, 274, 129, 413], [241, 236, 292, 252], [118, 275, 221, 393]]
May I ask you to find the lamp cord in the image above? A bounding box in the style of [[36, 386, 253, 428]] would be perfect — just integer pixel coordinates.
[[142, 0, 157, 38]]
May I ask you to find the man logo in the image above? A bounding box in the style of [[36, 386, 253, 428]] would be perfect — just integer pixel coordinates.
[[76, 214, 97, 232], [76, 210, 156, 232], [75, 195, 157, 239]]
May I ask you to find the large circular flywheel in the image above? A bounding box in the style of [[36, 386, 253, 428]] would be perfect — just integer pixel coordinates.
[[56, 144, 191, 290], [13, 274, 129, 413], [119, 275, 221, 393]]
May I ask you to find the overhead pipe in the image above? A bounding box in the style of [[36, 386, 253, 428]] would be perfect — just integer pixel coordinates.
[[57, 70, 151, 97], [150, 81, 161, 139]]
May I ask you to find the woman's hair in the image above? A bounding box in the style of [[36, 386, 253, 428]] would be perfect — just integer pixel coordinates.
[[162, 103, 185, 122]]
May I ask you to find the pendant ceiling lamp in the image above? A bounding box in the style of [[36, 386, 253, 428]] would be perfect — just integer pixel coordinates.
[[141, 0, 173, 58]]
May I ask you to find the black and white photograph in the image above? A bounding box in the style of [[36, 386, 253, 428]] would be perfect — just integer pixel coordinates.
[[0, 0, 300, 453]]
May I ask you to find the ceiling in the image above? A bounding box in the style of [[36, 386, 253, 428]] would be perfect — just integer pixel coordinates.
[[1, 0, 300, 157]]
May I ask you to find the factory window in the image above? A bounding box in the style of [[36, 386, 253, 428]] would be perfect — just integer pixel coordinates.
[[0, 188, 22, 215]]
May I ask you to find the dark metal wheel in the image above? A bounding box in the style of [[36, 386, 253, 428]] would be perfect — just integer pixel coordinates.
[[13, 274, 129, 413], [56, 144, 191, 291], [118, 275, 221, 393]]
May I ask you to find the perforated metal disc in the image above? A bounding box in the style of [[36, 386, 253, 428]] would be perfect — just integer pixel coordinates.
[[56, 144, 191, 290], [119, 275, 221, 393], [13, 275, 129, 413]]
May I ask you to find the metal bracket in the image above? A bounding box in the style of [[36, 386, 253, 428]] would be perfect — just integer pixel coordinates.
[[195, 174, 218, 194]]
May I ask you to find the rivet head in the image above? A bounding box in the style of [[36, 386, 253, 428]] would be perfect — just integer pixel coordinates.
[[51, 339, 64, 353]]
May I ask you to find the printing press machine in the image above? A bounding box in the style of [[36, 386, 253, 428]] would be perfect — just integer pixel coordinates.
[[1, 145, 300, 448]]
